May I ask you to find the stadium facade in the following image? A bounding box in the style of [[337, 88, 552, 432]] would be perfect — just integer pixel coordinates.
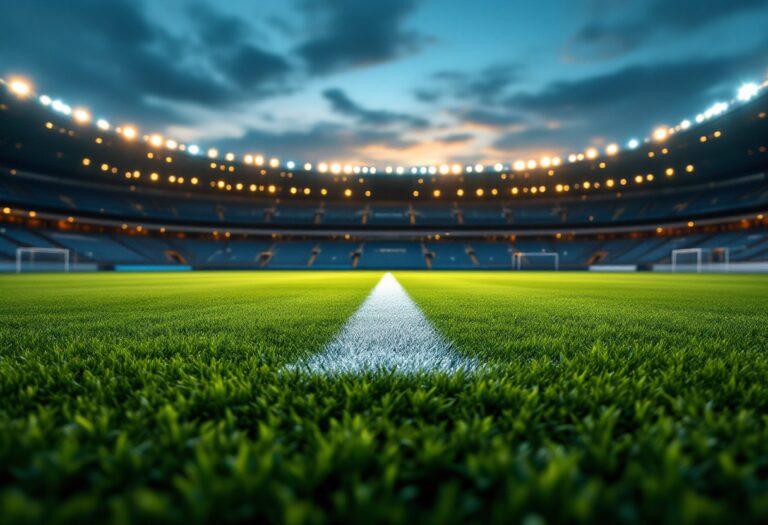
[[1, 81, 767, 272]]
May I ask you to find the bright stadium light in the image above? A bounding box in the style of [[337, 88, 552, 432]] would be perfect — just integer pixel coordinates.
[[494, 163, 503, 172], [52, 100, 71, 115], [286, 161, 295, 169], [605, 144, 619, 156], [475, 164, 484, 172], [72, 108, 91, 124], [149, 134, 164, 147], [269, 158, 280, 168], [304, 162, 312, 171], [166, 140, 177, 150], [8, 78, 32, 98], [737, 82, 760, 102], [225, 152, 235, 162], [96, 119, 110, 130], [627, 139, 640, 149], [39, 95, 52, 106], [187, 144, 200, 155], [652, 127, 668, 142], [585, 148, 598, 159], [122, 126, 137, 140], [207, 148, 218, 159], [680, 119, 691, 130]]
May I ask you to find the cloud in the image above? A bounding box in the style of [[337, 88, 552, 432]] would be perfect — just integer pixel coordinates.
[[434, 133, 475, 145], [453, 108, 526, 129], [423, 64, 521, 105], [227, 123, 419, 161], [295, 0, 430, 75], [570, 0, 768, 59], [0, 0, 292, 126], [323, 88, 430, 129], [499, 44, 768, 151]]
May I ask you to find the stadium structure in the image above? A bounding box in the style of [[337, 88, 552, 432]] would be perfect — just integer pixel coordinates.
[[1, 77, 768, 272]]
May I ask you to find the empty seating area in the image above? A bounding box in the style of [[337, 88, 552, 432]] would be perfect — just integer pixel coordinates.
[[1, 223, 767, 270]]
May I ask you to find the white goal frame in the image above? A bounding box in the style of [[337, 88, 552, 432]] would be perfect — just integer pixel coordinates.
[[671, 247, 729, 273], [513, 252, 559, 271], [16, 247, 70, 273]]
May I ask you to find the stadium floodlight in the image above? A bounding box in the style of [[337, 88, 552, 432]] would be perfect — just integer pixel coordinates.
[[96, 119, 110, 130], [493, 163, 503, 172], [8, 78, 32, 98], [627, 139, 640, 149], [39, 95, 52, 106], [652, 127, 668, 141], [671, 247, 730, 273], [187, 144, 200, 155], [286, 161, 295, 169], [737, 82, 760, 102], [52, 100, 71, 115], [121, 126, 137, 140], [16, 247, 70, 273], [73, 108, 91, 124], [513, 252, 559, 271], [605, 144, 619, 156]]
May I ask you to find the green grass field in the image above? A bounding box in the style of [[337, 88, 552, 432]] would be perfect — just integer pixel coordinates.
[[1, 271, 767, 524]]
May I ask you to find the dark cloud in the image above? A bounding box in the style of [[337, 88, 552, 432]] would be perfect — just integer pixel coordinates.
[[296, 0, 430, 75], [0, 0, 292, 126], [435, 133, 475, 144], [453, 108, 526, 129], [323, 88, 430, 129], [499, 44, 768, 151], [571, 0, 768, 59], [228, 123, 418, 160], [424, 64, 521, 105]]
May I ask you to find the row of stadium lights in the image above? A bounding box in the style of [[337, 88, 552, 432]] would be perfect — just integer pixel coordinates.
[[3, 75, 767, 173]]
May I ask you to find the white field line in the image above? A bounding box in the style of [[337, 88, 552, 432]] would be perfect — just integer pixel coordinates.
[[294, 272, 476, 375]]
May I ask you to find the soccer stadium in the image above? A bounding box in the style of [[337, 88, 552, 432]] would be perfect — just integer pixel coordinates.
[[1, 1, 768, 523]]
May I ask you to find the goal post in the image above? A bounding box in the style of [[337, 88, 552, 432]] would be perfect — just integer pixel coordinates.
[[671, 247, 729, 273], [513, 251, 559, 271], [16, 247, 70, 273]]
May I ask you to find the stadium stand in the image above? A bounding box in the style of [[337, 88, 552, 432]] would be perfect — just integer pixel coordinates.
[[1, 85, 767, 271]]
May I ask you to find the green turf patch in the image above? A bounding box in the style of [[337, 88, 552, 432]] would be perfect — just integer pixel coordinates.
[[1, 271, 767, 524]]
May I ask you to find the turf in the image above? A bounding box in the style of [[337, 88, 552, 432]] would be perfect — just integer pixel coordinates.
[[1, 271, 767, 524]]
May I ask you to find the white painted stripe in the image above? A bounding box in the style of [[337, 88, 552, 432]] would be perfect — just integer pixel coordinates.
[[295, 272, 476, 375]]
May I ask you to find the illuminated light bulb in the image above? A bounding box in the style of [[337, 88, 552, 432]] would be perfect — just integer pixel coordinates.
[[494, 163, 503, 172], [225, 152, 235, 162], [396, 166, 405, 175], [304, 162, 313, 170], [605, 144, 619, 156], [8, 78, 32, 98], [527, 159, 537, 169], [244, 154, 254, 164], [150, 134, 163, 147], [122, 126, 137, 140], [39, 95, 52, 105], [552, 157, 561, 166], [680, 119, 691, 130], [332, 163, 342, 174], [585, 148, 598, 159], [568, 154, 577, 163], [207, 148, 219, 158], [287, 161, 296, 170], [540, 157, 551, 168], [627, 139, 640, 149], [96, 119, 110, 130], [652, 127, 668, 142], [737, 82, 760, 102], [255, 155, 264, 165], [73, 108, 91, 124], [439, 165, 449, 174], [318, 163, 328, 173], [475, 164, 484, 172]]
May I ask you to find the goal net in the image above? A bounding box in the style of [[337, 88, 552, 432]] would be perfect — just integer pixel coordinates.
[[16, 247, 70, 273], [671, 247, 730, 273], [513, 252, 559, 271]]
